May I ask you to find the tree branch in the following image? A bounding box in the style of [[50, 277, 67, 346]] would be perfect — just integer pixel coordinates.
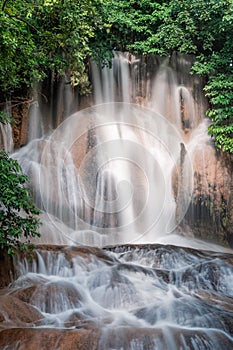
[[4, 9, 40, 33], [13, 15, 40, 33], [2, 0, 8, 11]]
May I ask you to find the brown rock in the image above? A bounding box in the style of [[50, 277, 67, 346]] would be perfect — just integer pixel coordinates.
[[0, 250, 16, 287], [0, 294, 43, 329], [0, 327, 99, 350]]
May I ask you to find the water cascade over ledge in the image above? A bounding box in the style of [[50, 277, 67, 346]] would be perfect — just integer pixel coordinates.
[[13, 53, 210, 246], [1, 53, 233, 349]]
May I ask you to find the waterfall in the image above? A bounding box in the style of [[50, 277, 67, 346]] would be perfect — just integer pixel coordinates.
[[12, 52, 209, 247], [3, 53, 233, 350]]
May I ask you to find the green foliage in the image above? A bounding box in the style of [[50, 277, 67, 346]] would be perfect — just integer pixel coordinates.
[[91, 0, 169, 57], [0, 111, 14, 125], [153, 0, 231, 55], [189, 1, 233, 153], [0, 1, 44, 93], [204, 74, 233, 153], [0, 76, 41, 255], [0, 0, 107, 94], [0, 151, 41, 255]]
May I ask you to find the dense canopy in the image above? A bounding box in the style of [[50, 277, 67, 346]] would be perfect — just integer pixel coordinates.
[[0, 0, 232, 152]]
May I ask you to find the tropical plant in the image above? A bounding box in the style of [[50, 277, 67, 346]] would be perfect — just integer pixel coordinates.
[[0, 0, 107, 95], [0, 113, 41, 255]]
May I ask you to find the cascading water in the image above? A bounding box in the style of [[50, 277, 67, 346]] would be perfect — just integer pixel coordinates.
[[0, 121, 13, 152], [1, 53, 233, 349], [1, 244, 233, 349], [0, 101, 14, 153], [14, 52, 198, 246]]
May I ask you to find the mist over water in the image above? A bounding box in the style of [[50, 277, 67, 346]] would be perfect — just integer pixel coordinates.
[[2, 53, 233, 350]]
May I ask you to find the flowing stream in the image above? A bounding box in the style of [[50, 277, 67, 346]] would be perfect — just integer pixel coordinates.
[[1, 53, 233, 349]]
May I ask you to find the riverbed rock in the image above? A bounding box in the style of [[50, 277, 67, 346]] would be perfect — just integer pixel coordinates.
[[0, 294, 43, 329], [1, 244, 233, 349], [0, 327, 99, 350]]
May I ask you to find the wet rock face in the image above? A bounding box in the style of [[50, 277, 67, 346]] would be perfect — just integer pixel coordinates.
[[1, 244, 233, 349], [11, 98, 30, 148], [173, 140, 233, 247], [0, 250, 15, 287], [186, 149, 232, 246]]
